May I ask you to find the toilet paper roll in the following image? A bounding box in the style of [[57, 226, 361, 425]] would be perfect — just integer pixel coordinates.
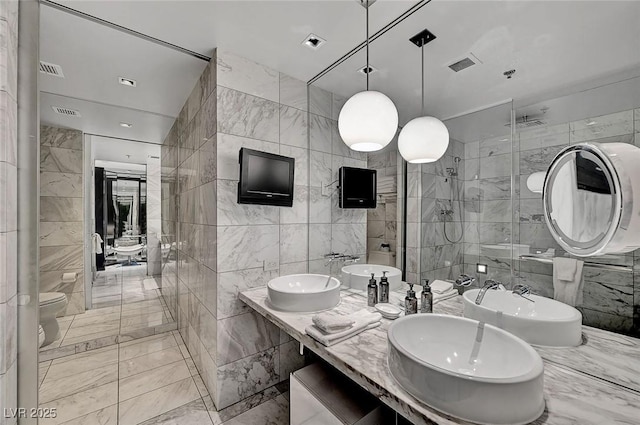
[[62, 272, 77, 283]]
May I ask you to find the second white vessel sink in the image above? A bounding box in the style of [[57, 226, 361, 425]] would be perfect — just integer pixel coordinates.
[[388, 314, 544, 425], [267, 274, 340, 312], [341, 264, 402, 291], [462, 289, 583, 347]]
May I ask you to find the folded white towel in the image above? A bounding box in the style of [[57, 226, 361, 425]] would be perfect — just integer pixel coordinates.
[[306, 310, 381, 347], [430, 279, 454, 294], [553, 257, 584, 306], [312, 312, 355, 334], [434, 288, 459, 304], [555, 257, 578, 281]]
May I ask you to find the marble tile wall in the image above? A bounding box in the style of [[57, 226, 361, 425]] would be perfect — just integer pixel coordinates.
[[418, 139, 466, 283], [307, 84, 367, 276], [146, 156, 162, 276], [514, 108, 640, 336], [163, 50, 369, 413], [367, 142, 398, 267], [0, 1, 18, 423], [461, 133, 514, 286], [39, 125, 85, 316]]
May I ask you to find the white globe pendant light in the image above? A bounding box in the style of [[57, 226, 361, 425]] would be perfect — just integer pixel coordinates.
[[338, 0, 398, 152], [398, 29, 449, 163]]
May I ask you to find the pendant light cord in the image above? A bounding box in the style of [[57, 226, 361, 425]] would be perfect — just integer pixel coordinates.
[[421, 44, 425, 116], [365, 0, 370, 91]]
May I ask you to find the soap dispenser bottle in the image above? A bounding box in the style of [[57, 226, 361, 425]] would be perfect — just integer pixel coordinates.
[[404, 283, 418, 315], [420, 279, 433, 313], [379, 271, 390, 303], [367, 273, 378, 307]]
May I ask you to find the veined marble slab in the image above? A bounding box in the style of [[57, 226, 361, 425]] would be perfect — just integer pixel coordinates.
[[240, 288, 640, 425]]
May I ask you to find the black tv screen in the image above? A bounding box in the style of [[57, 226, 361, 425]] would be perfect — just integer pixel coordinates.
[[238, 148, 295, 207], [339, 166, 377, 209]]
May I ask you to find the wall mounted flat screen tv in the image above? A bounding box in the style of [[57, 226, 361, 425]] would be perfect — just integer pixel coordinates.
[[339, 166, 377, 209], [238, 148, 295, 207]]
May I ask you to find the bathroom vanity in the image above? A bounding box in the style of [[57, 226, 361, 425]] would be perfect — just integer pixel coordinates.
[[240, 288, 640, 425]]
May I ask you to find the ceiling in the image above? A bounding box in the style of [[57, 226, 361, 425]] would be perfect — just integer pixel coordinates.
[[42, 0, 640, 141], [91, 135, 161, 165]]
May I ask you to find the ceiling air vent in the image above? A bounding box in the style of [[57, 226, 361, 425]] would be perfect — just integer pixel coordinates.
[[448, 57, 476, 72], [39, 61, 64, 78], [52, 106, 81, 117]]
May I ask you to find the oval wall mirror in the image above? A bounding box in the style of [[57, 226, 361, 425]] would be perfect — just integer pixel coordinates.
[[543, 142, 640, 256]]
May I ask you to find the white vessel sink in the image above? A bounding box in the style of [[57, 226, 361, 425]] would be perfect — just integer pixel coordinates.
[[463, 289, 583, 347], [341, 264, 402, 291], [267, 274, 340, 312], [388, 314, 544, 425]]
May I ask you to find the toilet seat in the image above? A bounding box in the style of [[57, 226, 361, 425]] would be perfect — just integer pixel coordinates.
[[39, 292, 67, 306]]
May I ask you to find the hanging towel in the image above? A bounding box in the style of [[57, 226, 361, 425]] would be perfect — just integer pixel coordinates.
[[553, 257, 584, 306], [92, 233, 104, 254], [312, 312, 355, 334], [306, 309, 381, 347], [430, 279, 454, 294]]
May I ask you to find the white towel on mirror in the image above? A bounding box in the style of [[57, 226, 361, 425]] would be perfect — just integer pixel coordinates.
[[306, 310, 381, 346], [553, 257, 584, 306]]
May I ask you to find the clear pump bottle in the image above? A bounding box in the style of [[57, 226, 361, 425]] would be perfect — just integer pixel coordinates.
[[379, 271, 390, 303], [404, 283, 418, 315], [420, 279, 433, 313], [367, 273, 378, 307]]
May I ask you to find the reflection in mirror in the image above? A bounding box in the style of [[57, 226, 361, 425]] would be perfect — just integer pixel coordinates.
[[546, 150, 614, 246], [514, 75, 640, 336]]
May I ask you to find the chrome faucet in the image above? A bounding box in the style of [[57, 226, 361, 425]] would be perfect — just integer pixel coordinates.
[[324, 252, 360, 266], [475, 279, 504, 305], [512, 284, 534, 302], [455, 274, 476, 287]]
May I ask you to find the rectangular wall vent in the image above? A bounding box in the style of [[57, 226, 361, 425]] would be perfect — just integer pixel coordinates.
[[52, 106, 81, 117], [40, 61, 65, 78], [448, 57, 476, 72]]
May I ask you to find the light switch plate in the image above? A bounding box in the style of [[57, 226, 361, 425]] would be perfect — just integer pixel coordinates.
[[264, 259, 279, 271]]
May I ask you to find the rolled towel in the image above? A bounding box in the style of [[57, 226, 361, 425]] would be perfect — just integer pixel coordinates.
[[430, 279, 454, 294], [306, 310, 381, 347], [312, 312, 355, 334]]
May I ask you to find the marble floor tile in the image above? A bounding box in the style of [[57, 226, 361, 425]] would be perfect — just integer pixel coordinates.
[[138, 398, 214, 425], [69, 311, 121, 327], [64, 319, 120, 339], [57, 404, 118, 425], [219, 395, 289, 425], [60, 328, 120, 347], [118, 377, 200, 425], [46, 346, 118, 380], [39, 363, 118, 403], [118, 333, 177, 361], [119, 359, 191, 401], [39, 381, 118, 425], [39, 360, 51, 388], [119, 345, 183, 378]]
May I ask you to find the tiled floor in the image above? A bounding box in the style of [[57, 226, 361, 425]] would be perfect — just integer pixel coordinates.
[[38, 331, 290, 425], [41, 266, 175, 351]]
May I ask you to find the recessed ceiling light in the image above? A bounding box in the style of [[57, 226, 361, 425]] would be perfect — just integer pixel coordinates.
[[357, 65, 378, 75], [302, 33, 326, 50], [120, 122, 133, 128], [118, 77, 137, 87]]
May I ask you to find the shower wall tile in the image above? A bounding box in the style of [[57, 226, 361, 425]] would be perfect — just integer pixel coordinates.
[[40, 146, 83, 174], [217, 225, 279, 273], [280, 224, 308, 264], [280, 186, 308, 225], [309, 113, 332, 153], [332, 93, 347, 121], [309, 151, 331, 188], [279, 73, 307, 111], [570, 110, 634, 143], [216, 347, 279, 409], [308, 224, 331, 261], [217, 269, 279, 320], [40, 172, 83, 198], [279, 105, 307, 148], [216, 49, 279, 102], [308, 85, 332, 118], [216, 311, 279, 366], [217, 87, 279, 143], [479, 153, 511, 178]]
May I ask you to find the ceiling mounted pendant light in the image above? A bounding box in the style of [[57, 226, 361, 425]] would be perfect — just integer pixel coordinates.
[[398, 29, 449, 163], [338, 0, 398, 152]]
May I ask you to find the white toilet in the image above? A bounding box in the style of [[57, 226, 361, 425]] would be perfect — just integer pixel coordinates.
[[39, 292, 68, 346], [368, 250, 396, 267]]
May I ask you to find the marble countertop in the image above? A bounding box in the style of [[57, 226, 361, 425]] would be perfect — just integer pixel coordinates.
[[240, 288, 640, 425]]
